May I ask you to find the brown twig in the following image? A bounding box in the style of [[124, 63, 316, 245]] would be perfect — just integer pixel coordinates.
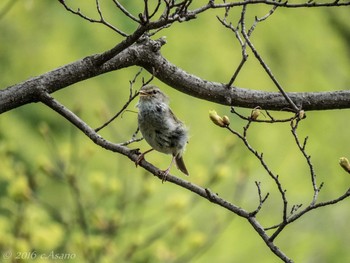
[[216, 13, 248, 86], [193, 0, 350, 15], [290, 118, 322, 205], [225, 122, 290, 225], [112, 0, 140, 23], [239, 4, 299, 112], [249, 181, 270, 216], [230, 107, 296, 123], [58, 0, 128, 37], [94, 68, 156, 133], [94, 91, 139, 133]]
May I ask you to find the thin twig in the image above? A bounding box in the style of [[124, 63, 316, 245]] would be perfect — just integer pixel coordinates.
[[94, 69, 144, 133], [266, 187, 350, 232], [148, 0, 162, 19], [217, 15, 248, 86], [290, 118, 321, 205], [112, 0, 140, 23], [231, 107, 296, 123], [95, 0, 128, 36], [192, 0, 350, 16], [239, 4, 299, 112], [247, 5, 279, 37], [288, 187, 350, 224], [250, 181, 270, 216], [143, 0, 150, 23], [225, 124, 289, 224], [94, 92, 139, 133], [58, 0, 128, 37]]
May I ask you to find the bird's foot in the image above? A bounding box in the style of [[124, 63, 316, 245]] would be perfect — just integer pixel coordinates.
[[135, 152, 145, 167], [135, 148, 154, 167], [130, 148, 141, 156], [160, 168, 171, 183]]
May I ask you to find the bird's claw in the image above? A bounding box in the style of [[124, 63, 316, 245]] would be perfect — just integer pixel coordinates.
[[130, 148, 141, 155], [160, 168, 170, 183], [135, 153, 145, 167]]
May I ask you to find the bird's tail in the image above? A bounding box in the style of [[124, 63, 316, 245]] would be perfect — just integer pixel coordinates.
[[175, 155, 189, 176]]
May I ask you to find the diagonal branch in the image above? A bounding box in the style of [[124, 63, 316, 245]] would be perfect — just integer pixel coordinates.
[[240, 5, 299, 112], [112, 0, 140, 23], [287, 187, 350, 224], [38, 91, 250, 219], [38, 90, 292, 262], [290, 118, 322, 205]]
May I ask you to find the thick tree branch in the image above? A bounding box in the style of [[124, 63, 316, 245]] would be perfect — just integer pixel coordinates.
[[2, 2, 349, 262], [1, 37, 350, 114]]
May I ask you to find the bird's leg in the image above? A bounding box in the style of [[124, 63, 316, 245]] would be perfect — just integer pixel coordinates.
[[135, 148, 154, 167], [161, 155, 176, 183]]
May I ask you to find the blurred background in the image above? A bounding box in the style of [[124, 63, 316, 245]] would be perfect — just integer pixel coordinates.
[[1, 1, 350, 262]]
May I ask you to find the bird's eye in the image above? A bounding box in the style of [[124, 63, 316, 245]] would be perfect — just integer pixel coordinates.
[[152, 90, 158, 94]]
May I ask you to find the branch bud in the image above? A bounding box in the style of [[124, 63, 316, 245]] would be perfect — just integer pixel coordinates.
[[222, 115, 230, 126], [250, 108, 261, 120], [298, 110, 306, 119], [209, 110, 225, 127], [339, 157, 350, 174]]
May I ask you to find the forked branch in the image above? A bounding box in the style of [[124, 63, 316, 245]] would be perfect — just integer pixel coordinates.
[[222, 108, 350, 247]]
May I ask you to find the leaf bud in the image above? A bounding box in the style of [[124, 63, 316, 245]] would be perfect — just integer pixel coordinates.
[[222, 115, 230, 126], [339, 157, 350, 173], [209, 110, 225, 127], [298, 110, 306, 119], [250, 108, 261, 120]]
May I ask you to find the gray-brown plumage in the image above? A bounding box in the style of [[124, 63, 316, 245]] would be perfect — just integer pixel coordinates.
[[136, 85, 189, 179]]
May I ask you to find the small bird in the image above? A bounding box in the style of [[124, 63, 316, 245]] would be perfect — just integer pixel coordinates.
[[136, 84, 189, 180]]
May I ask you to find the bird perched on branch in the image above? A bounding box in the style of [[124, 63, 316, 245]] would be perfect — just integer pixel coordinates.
[[136, 84, 189, 181]]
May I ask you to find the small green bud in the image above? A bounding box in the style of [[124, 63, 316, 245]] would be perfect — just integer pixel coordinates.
[[298, 110, 305, 119], [209, 110, 225, 127], [250, 108, 261, 120], [222, 115, 230, 126], [339, 157, 350, 174]]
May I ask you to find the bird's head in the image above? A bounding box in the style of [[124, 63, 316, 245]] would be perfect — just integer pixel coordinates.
[[138, 85, 169, 103]]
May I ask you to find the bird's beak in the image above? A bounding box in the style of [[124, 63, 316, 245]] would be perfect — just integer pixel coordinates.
[[139, 90, 149, 97]]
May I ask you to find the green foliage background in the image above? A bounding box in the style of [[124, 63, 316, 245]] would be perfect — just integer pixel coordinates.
[[1, 1, 350, 262]]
